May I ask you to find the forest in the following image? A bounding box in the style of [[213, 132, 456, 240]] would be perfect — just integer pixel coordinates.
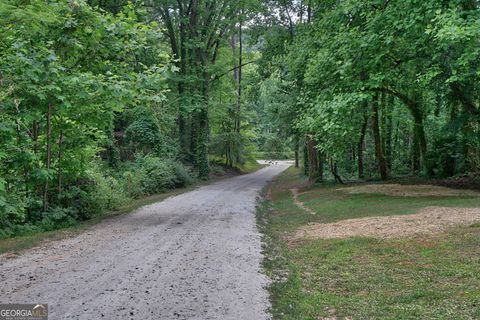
[[0, 0, 479, 237]]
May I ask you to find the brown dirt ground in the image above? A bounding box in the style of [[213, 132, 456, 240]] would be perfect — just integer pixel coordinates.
[[337, 184, 480, 197], [292, 207, 480, 240], [290, 188, 316, 215]]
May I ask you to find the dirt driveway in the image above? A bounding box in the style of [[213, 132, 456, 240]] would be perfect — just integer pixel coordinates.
[[0, 163, 290, 320]]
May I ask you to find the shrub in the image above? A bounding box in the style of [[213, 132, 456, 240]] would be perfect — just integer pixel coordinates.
[[0, 157, 194, 238], [91, 174, 128, 211], [209, 163, 225, 175], [125, 106, 163, 155], [121, 158, 193, 196], [122, 169, 147, 198], [76, 162, 129, 219], [0, 180, 27, 237], [170, 161, 194, 187], [7, 224, 41, 238], [136, 155, 176, 194], [39, 208, 77, 231], [0, 194, 26, 226]]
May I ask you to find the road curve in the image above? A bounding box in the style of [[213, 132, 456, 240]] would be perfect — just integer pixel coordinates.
[[0, 163, 290, 320]]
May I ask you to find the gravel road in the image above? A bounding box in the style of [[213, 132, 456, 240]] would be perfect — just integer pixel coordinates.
[[0, 163, 290, 320]]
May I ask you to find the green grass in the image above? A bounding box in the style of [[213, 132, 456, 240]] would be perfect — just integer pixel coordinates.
[[259, 167, 480, 319], [302, 189, 480, 224], [208, 156, 266, 173], [238, 159, 267, 173]]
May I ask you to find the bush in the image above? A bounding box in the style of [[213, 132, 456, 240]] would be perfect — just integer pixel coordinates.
[[170, 161, 194, 187], [135, 155, 176, 194], [7, 224, 41, 238], [76, 163, 129, 219], [39, 208, 77, 231], [0, 157, 194, 238], [425, 129, 461, 177], [91, 174, 128, 211], [0, 194, 26, 226], [209, 163, 226, 175], [122, 169, 147, 198], [0, 180, 27, 237]]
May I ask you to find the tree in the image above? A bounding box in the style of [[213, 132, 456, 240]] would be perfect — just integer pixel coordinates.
[[153, 0, 255, 178]]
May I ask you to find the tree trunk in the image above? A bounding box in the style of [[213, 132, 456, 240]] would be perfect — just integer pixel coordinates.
[[307, 137, 319, 182], [303, 142, 309, 175], [385, 96, 394, 170], [178, 7, 188, 159], [57, 128, 64, 193], [371, 96, 388, 180], [373, 88, 427, 170], [330, 158, 344, 184], [411, 132, 420, 173], [178, 105, 188, 159], [196, 70, 210, 179], [235, 17, 242, 163], [196, 108, 209, 179], [406, 103, 427, 168], [357, 114, 368, 179], [190, 114, 198, 164], [406, 103, 427, 167], [307, 0, 311, 23], [317, 150, 324, 181], [43, 103, 53, 211], [294, 135, 299, 168]]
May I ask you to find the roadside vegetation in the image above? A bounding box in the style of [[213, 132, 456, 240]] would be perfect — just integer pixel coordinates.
[[2, 0, 479, 237], [0, 159, 263, 254], [2, 4, 480, 315], [0, 180, 194, 254], [259, 167, 480, 319], [0, 0, 267, 238]]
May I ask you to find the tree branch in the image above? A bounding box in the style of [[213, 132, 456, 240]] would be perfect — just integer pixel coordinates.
[[212, 60, 257, 82]]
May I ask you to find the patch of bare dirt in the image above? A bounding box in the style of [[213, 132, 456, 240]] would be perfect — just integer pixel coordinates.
[[338, 184, 480, 197], [291, 188, 316, 215], [292, 207, 480, 240]]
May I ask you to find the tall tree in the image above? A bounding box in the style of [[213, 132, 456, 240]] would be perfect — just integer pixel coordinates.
[[155, 0, 249, 178]]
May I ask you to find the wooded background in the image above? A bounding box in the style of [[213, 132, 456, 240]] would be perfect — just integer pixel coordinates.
[[1, 0, 479, 236]]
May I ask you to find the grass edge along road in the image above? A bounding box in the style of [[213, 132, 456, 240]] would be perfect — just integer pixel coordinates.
[[0, 161, 264, 255], [258, 167, 480, 320]]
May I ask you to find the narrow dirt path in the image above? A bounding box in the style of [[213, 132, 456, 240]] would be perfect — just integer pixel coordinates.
[[0, 163, 291, 320], [290, 188, 316, 215]]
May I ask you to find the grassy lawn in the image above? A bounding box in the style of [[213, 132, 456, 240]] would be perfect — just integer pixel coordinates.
[[259, 167, 480, 319]]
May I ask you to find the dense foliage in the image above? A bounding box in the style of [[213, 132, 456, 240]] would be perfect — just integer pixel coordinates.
[[254, 0, 479, 182], [1, 0, 479, 236], [0, 0, 186, 236], [0, 0, 262, 236]]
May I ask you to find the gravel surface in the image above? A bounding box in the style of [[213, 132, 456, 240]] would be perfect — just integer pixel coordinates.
[[0, 163, 290, 320]]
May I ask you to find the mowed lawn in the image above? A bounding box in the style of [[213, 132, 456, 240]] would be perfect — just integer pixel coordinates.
[[258, 167, 480, 320]]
